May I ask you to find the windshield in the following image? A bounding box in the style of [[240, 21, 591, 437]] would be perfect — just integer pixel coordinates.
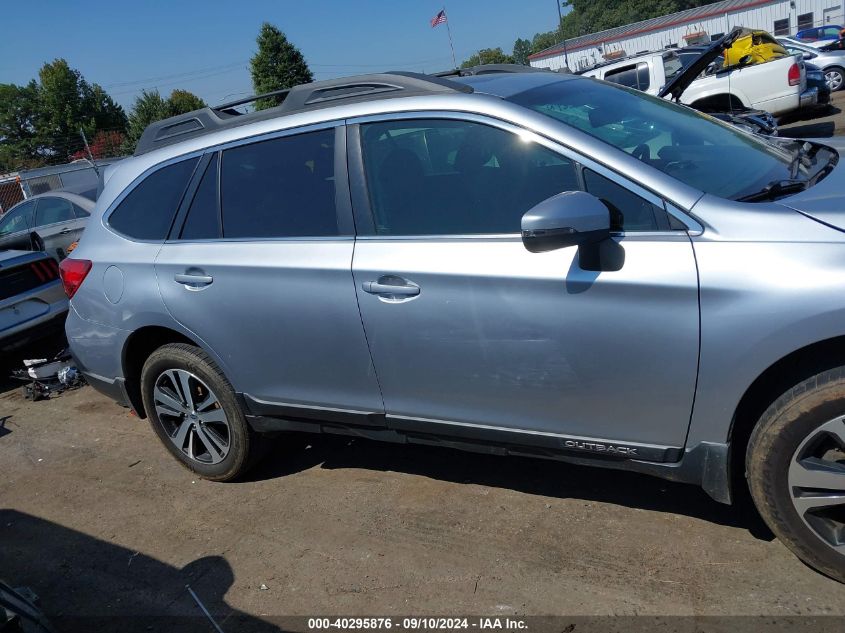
[[508, 79, 833, 200]]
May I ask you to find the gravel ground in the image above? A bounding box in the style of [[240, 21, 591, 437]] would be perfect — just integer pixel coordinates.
[[2, 375, 844, 629], [780, 88, 845, 137]]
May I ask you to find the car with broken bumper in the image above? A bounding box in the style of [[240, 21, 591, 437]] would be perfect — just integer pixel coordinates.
[[63, 66, 845, 583]]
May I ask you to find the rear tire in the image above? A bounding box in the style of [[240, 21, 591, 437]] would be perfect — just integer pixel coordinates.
[[746, 367, 845, 583], [140, 343, 260, 481], [825, 66, 844, 92]]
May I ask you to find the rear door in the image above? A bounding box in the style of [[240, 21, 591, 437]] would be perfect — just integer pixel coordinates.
[[155, 123, 384, 418], [32, 196, 85, 259], [348, 114, 700, 456]]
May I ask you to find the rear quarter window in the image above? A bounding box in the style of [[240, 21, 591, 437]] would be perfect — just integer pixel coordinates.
[[108, 157, 199, 240]]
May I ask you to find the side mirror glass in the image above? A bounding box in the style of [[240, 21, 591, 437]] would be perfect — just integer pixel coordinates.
[[521, 191, 610, 253]]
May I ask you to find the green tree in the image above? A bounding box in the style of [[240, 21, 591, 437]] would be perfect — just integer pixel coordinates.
[[512, 38, 532, 65], [527, 0, 719, 57], [250, 22, 314, 110], [0, 59, 126, 169], [124, 89, 170, 152], [461, 47, 514, 69], [0, 82, 43, 172], [168, 89, 206, 114], [123, 89, 206, 153]]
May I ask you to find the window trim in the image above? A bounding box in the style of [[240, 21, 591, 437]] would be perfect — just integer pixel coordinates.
[[166, 121, 354, 243], [103, 153, 203, 243], [346, 111, 701, 239]]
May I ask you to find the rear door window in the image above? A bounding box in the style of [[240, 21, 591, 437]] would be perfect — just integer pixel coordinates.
[[108, 157, 199, 241], [34, 197, 75, 227], [604, 63, 650, 90], [220, 128, 339, 239]]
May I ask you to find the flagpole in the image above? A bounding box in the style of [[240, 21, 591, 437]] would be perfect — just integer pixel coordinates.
[[443, 6, 457, 68]]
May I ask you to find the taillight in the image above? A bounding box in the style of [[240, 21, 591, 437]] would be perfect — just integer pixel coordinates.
[[58, 258, 92, 299], [788, 62, 802, 86], [29, 258, 58, 283]]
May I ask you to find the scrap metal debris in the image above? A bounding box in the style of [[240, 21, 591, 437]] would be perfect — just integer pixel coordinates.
[[11, 349, 85, 401]]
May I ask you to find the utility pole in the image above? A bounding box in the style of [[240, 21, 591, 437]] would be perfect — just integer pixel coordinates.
[[556, 0, 570, 70]]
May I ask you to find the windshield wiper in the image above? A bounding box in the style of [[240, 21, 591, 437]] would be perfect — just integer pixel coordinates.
[[737, 179, 808, 202]]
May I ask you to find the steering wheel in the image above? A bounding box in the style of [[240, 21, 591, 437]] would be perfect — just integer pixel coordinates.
[[632, 144, 651, 162]]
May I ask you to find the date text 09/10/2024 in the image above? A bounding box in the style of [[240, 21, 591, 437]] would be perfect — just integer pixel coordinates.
[[307, 618, 529, 631]]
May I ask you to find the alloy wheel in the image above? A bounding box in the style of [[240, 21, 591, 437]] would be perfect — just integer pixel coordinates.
[[825, 69, 843, 91], [788, 415, 845, 555], [153, 369, 231, 465]]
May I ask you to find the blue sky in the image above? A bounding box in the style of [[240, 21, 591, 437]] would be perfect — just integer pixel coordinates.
[[0, 1, 561, 110]]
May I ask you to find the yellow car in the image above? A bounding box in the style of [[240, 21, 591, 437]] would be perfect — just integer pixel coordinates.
[[723, 28, 789, 66]]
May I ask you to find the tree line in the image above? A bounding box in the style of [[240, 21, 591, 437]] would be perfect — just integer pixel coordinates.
[[0, 22, 309, 173], [461, 0, 720, 68], [0, 1, 721, 172]]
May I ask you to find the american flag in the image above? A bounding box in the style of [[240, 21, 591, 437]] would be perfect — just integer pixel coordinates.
[[430, 9, 447, 28]]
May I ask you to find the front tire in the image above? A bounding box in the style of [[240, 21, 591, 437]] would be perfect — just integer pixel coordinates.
[[746, 367, 845, 583], [140, 343, 259, 481]]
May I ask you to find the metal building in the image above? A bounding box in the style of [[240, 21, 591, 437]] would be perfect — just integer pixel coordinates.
[[529, 0, 845, 71]]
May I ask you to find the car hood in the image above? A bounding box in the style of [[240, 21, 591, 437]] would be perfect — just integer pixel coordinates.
[[776, 137, 845, 230], [659, 27, 744, 101]]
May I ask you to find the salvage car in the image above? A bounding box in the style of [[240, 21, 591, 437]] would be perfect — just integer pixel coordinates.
[[777, 36, 845, 91], [0, 192, 92, 262], [584, 28, 813, 117], [64, 66, 845, 582], [0, 250, 66, 352]]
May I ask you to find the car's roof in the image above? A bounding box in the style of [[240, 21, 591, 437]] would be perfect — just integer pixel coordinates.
[[7, 190, 95, 213], [452, 72, 579, 98]]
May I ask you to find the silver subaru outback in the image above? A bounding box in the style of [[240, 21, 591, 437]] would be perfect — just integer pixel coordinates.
[[61, 67, 845, 581]]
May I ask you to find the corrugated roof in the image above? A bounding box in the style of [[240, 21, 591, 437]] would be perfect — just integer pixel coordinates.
[[529, 0, 777, 59]]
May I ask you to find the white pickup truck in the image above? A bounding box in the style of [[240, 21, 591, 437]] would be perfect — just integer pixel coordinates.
[[582, 46, 814, 117]]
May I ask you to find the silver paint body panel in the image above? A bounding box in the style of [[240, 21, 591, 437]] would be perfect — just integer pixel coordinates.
[[65, 73, 845, 500]]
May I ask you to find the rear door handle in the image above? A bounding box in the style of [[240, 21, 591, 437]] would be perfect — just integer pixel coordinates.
[[362, 280, 420, 297], [174, 273, 213, 287], [59, 228, 72, 234]]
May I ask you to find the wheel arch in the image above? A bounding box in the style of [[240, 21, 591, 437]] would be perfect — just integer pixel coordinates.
[[121, 326, 203, 418], [689, 93, 747, 113], [728, 334, 845, 497]]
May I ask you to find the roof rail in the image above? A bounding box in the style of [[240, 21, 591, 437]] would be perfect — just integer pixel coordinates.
[[434, 63, 555, 78], [134, 72, 473, 156]]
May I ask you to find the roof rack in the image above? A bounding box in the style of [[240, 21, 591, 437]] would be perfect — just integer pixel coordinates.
[[135, 72, 473, 156]]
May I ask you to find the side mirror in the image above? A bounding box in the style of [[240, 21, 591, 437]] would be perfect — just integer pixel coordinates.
[[521, 191, 610, 253], [802, 51, 817, 60], [738, 54, 753, 67]]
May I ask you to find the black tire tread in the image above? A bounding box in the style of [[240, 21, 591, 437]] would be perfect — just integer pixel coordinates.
[[746, 366, 845, 583], [141, 343, 261, 482]]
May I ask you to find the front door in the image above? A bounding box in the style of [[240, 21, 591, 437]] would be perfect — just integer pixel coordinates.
[[156, 124, 384, 417], [349, 116, 699, 454]]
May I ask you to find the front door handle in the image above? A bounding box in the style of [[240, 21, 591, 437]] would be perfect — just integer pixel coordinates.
[[174, 273, 213, 287], [362, 280, 420, 297]]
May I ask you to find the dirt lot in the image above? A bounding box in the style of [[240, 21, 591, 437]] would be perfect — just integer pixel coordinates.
[[4, 99, 845, 630], [2, 359, 845, 630]]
